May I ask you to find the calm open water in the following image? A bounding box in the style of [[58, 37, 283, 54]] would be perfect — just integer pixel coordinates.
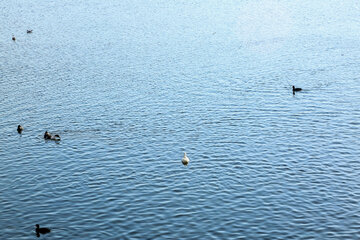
[[1, 0, 360, 239]]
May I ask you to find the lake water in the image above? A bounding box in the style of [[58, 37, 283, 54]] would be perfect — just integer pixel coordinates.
[[1, 0, 360, 239]]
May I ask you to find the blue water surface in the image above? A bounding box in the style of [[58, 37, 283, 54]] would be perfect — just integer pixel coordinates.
[[1, 0, 360, 239]]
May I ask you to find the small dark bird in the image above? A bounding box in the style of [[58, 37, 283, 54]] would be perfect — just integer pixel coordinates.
[[17, 125, 24, 133], [35, 224, 51, 236], [292, 86, 302, 94], [52, 134, 61, 141], [27, 30, 33, 33], [44, 131, 52, 139], [12, 35, 16, 41]]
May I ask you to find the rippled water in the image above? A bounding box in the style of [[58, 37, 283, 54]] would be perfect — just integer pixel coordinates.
[[1, 0, 360, 239]]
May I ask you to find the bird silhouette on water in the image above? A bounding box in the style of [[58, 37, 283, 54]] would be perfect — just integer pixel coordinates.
[[35, 224, 51, 237], [292, 86, 302, 94], [44, 131, 52, 139], [17, 125, 23, 133]]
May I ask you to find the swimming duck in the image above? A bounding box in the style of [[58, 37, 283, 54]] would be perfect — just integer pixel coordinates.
[[182, 152, 190, 166], [52, 134, 61, 141], [35, 224, 51, 236], [44, 131, 52, 139], [17, 125, 24, 133], [12, 35, 16, 41], [292, 86, 302, 94], [27, 30, 33, 33]]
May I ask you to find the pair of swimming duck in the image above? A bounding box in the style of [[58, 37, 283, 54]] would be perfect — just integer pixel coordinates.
[[44, 131, 61, 141], [11, 30, 32, 41], [17, 125, 60, 141]]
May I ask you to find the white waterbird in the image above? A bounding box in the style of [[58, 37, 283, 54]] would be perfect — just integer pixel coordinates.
[[182, 152, 190, 166]]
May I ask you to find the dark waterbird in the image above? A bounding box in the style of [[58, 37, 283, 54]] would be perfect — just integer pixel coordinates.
[[35, 224, 51, 237], [44, 131, 52, 139], [292, 86, 302, 94], [27, 30, 33, 33], [12, 35, 16, 41], [17, 125, 23, 133]]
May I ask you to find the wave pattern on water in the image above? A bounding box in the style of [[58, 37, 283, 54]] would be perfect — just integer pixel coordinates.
[[1, 0, 360, 239]]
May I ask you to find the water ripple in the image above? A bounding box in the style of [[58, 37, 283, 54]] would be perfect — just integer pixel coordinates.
[[1, 0, 360, 239]]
